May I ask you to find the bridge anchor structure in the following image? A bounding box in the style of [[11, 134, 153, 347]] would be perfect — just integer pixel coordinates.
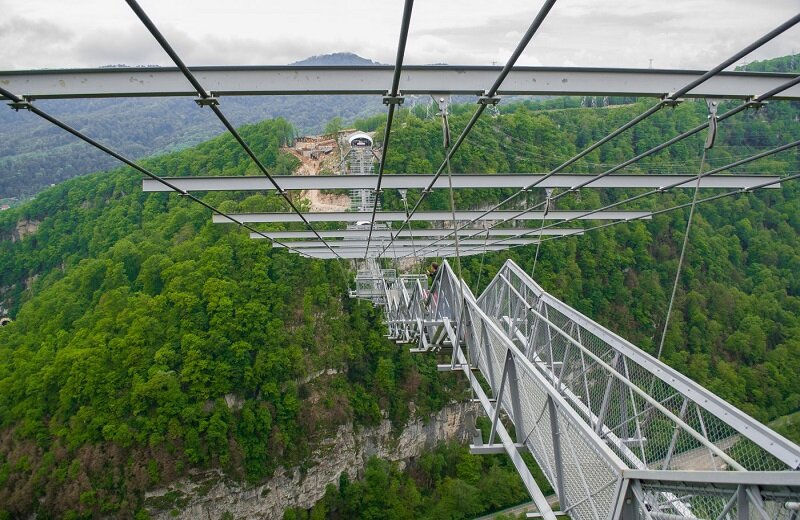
[[351, 259, 800, 520]]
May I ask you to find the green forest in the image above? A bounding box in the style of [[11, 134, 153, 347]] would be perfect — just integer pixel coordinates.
[[1, 55, 799, 519], [0, 121, 462, 518]]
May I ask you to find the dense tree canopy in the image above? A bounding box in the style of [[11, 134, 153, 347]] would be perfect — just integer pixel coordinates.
[[0, 120, 460, 519]]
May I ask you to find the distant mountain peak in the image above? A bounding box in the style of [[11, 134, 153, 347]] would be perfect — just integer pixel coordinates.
[[291, 52, 383, 66]]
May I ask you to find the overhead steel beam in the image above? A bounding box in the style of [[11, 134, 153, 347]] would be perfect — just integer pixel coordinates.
[[250, 228, 584, 239], [270, 238, 542, 248], [142, 174, 781, 192], [214, 210, 651, 223], [287, 244, 512, 252], [4, 66, 800, 100], [297, 247, 504, 259]]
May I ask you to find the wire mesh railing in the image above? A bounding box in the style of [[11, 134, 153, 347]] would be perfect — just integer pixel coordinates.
[[373, 258, 800, 519]]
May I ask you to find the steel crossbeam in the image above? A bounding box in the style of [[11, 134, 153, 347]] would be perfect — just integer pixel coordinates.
[[4, 66, 800, 100], [359, 258, 800, 519], [214, 210, 651, 223], [298, 246, 509, 259], [271, 238, 541, 248], [142, 174, 781, 192], [249, 228, 583, 239]]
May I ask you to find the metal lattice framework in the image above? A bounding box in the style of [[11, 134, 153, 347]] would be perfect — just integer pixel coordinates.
[[368, 259, 800, 519]]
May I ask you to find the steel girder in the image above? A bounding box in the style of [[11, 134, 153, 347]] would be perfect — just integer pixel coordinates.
[[3, 66, 800, 100], [141, 174, 781, 192], [296, 245, 510, 259], [271, 238, 542, 248], [368, 259, 800, 519], [249, 228, 583, 239], [213, 210, 652, 223]]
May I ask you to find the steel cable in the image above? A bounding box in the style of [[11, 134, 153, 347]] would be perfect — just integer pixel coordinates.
[[411, 14, 800, 256], [364, 0, 415, 258], [434, 72, 800, 257], [125, 0, 343, 259], [459, 90, 800, 256], [0, 87, 307, 255], [377, 0, 558, 258]]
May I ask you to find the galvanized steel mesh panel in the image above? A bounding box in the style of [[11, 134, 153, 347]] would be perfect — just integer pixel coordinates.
[[449, 265, 622, 520], [638, 481, 798, 520], [484, 260, 795, 474], [377, 259, 800, 519]]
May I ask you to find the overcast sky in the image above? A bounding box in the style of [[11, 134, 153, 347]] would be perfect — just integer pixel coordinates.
[[1, 0, 798, 70]]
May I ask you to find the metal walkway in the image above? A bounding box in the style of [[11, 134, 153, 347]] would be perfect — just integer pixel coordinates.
[[355, 259, 800, 520]]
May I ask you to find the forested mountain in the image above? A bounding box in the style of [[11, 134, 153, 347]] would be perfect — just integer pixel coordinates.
[[0, 121, 464, 518], [0, 53, 385, 199], [739, 53, 800, 73], [1, 55, 799, 519]]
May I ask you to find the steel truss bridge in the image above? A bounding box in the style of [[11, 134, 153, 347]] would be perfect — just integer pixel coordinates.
[[356, 260, 800, 520], [4, 0, 800, 518]]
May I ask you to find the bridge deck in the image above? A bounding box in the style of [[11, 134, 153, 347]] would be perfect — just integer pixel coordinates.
[[363, 259, 800, 520]]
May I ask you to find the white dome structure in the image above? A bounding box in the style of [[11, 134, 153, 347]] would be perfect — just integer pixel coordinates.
[[348, 132, 373, 147]]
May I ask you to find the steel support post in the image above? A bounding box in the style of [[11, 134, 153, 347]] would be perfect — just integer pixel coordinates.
[[547, 394, 568, 510], [489, 351, 513, 445], [738, 485, 750, 520]]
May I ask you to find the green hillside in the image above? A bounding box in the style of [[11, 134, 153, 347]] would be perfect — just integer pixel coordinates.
[[0, 120, 460, 518]]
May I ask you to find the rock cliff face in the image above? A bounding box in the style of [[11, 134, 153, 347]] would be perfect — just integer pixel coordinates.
[[11, 219, 39, 242], [146, 402, 479, 519]]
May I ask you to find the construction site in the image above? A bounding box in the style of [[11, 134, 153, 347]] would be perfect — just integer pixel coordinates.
[[281, 129, 379, 212]]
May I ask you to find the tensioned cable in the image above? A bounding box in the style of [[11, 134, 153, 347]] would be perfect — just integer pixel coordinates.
[[438, 99, 473, 386], [655, 98, 718, 361], [656, 146, 709, 361], [522, 170, 800, 273], [443, 72, 800, 257], [539, 137, 800, 238], [400, 192, 421, 272], [0, 87, 307, 255], [364, 0, 415, 258], [461, 82, 800, 255], [410, 13, 800, 256], [415, 143, 800, 264], [529, 188, 554, 277], [466, 138, 800, 257], [529, 217, 547, 277], [476, 179, 800, 269], [438, 99, 466, 306], [474, 226, 490, 293], [125, 0, 342, 260], [482, 123, 787, 173], [377, 0, 558, 258]]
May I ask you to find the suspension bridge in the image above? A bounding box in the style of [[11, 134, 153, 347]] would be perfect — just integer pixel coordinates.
[[3, 1, 800, 518]]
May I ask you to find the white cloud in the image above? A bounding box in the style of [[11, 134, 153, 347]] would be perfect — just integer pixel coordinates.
[[0, 0, 798, 69]]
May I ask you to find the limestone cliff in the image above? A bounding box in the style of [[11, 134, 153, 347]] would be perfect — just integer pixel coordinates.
[[146, 402, 479, 519]]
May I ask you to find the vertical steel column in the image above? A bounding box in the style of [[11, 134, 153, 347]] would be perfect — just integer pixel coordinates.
[[596, 352, 621, 434], [737, 485, 750, 520], [489, 351, 513, 444], [662, 397, 689, 470], [506, 354, 526, 440], [548, 394, 568, 509]]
